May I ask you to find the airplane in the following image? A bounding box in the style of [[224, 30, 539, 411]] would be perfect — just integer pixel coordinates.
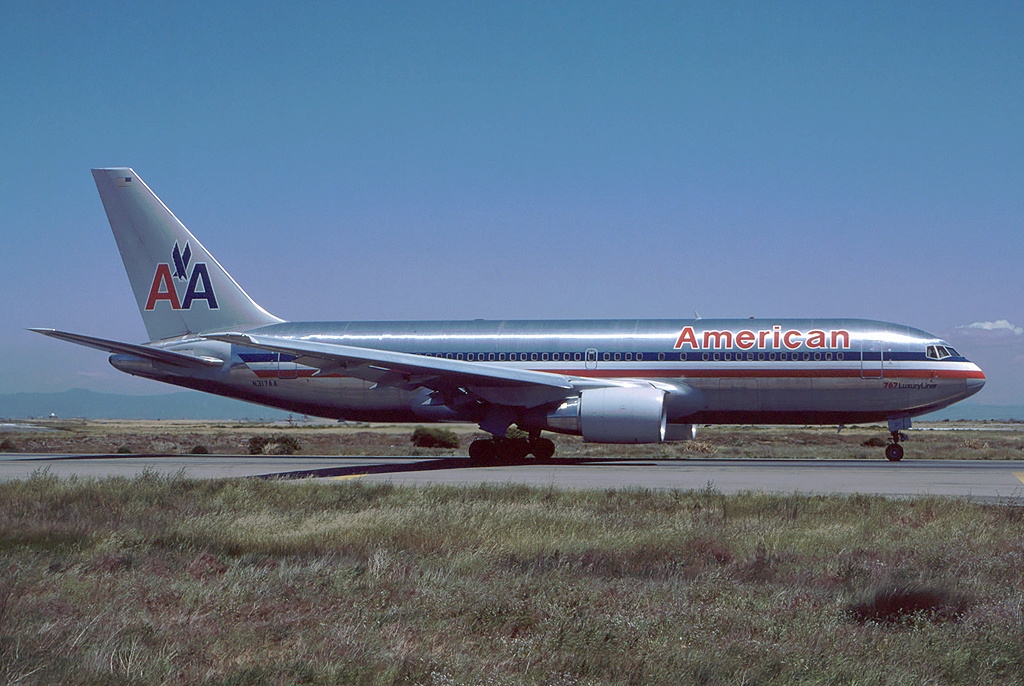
[[32, 168, 986, 462]]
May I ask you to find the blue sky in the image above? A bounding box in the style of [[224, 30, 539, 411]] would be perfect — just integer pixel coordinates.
[[2, 1, 1023, 404]]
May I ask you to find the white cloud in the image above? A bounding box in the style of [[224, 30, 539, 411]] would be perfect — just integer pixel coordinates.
[[958, 320, 1024, 335]]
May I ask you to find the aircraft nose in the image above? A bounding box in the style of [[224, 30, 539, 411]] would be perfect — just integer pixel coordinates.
[[965, 366, 985, 398]]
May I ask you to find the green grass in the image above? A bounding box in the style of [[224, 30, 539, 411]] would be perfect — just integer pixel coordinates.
[[2, 473, 1024, 684]]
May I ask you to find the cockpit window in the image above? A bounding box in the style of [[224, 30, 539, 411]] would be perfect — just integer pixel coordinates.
[[926, 345, 958, 360]]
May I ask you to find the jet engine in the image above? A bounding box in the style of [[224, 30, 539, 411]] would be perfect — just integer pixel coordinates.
[[546, 386, 668, 443]]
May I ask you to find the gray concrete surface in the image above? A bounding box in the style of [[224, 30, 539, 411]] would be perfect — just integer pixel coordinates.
[[3, 454, 1024, 502]]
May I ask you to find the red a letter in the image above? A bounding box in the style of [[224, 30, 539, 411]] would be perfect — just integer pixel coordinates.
[[674, 326, 698, 349], [145, 264, 180, 310]]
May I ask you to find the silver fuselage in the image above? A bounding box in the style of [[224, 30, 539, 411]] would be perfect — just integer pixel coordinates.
[[113, 317, 985, 428]]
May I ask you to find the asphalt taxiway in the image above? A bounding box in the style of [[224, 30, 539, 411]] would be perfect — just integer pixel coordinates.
[[3, 454, 1024, 502]]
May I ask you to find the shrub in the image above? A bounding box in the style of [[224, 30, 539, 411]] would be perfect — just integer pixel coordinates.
[[847, 584, 968, 624], [189, 444, 210, 455], [505, 426, 529, 441], [862, 436, 888, 447], [248, 434, 301, 455], [116, 445, 133, 454], [410, 426, 460, 449], [0, 438, 17, 452]]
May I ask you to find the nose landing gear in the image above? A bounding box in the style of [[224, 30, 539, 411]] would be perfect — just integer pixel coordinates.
[[885, 437, 905, 462], [885, 416, 911, 462]]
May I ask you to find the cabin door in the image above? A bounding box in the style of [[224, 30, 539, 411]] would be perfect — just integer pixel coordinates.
[[860, 341, 883, 379]]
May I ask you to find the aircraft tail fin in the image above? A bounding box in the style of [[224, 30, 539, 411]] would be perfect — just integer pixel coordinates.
[[92, 168, 281, 341]]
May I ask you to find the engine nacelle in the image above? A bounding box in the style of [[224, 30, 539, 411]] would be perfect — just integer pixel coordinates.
[[546, 386, 667, 443]]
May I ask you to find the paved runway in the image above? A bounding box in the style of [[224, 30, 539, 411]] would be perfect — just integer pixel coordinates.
[[3, 454, 1024, 502]]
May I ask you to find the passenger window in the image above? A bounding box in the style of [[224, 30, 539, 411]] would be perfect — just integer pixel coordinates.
[[658, 353, 665, 361], [614, 353, 621, 361], [466, 353, 474, 361], [603, 353, 611, 361], [552, 353, 559, 361], [531, 353, 538, 361], [457, 353, 464, 360], [541, 353, 548, 361], [625, 353, 632, 361], [636, 353, 643, 361], [446, 353, 453, 359], [814, 352, 821, 361], [498, 353, 506, 361], [574, 353, 582, 361]]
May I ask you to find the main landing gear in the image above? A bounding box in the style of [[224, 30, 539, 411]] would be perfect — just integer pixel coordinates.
[[468, 436, 556, 464]]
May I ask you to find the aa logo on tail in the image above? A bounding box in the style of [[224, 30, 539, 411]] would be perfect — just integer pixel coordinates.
[[145, 242, 219, 311]]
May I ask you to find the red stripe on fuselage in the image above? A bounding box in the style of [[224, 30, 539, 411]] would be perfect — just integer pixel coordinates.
[[250, 366, 983, 381], [542, 367, 985, 380]]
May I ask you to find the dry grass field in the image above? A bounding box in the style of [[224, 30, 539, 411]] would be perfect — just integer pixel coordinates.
[[2, 418, 1023, 460], [3, 422, 1024, 683], [2, 474, 1024, 685]]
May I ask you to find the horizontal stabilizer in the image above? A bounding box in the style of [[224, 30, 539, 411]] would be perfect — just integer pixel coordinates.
[[29, 329, 223, 368]]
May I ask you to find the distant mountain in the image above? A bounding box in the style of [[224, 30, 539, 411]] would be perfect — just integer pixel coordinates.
[[1, 390, 1018, 423], [0, 389, 293, 421]]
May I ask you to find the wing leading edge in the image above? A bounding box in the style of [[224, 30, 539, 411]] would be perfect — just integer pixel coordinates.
[[205, 332, 576, 408]]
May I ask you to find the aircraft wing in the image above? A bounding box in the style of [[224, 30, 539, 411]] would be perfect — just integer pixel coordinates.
[[205, 332, 575, 408], [29, 329, 224, 368]]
